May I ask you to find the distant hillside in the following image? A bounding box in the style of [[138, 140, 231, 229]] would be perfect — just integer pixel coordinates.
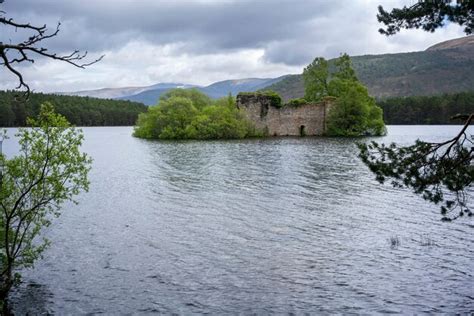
[[265, 35, 474, 101], [116, 87, 181, 105], [118, 77, 287, 105], [60, 86, 151, 99], [63, 83, 196, 100], [426, 35, 474, 51], [60, 36, 474, 104], [199, 77, 287, 99]]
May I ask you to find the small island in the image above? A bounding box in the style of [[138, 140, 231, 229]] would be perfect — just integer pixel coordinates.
[[134, 54, 386, 140]]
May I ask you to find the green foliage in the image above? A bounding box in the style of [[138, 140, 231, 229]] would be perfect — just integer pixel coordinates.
[[328, 80, 385, 136], [0, 90, 147, 127], [333, 53, 359, 82], [358, 1, 474, 221], [227, 92, 235, 108], [367, 104, 385, 135], [134, 89, 260, 140], [238, 90, 282, 108], [303, 53, 359, 103], [159, 88, 212, 110], [377, 2, 474, 36], [379, 92, 474, 124], [303, 54, 385, 136], [285, 98, 308, 107], [186, 105, 250, 139], [303, 57, 329, 102], [264, 48, 474, 102], [358, 117, 473, 221], [0, 103, 91, 298], [261, 90, 282, 108]]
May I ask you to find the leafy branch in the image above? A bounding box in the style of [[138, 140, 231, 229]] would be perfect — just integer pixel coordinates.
[[377, 1, 474, 36], [358, 115, 473, 221], [0, 103, 92, 301]]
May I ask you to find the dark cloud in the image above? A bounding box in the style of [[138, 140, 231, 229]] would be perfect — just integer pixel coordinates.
[[2, 0, 338, 61], [0, 0, 464, 92]]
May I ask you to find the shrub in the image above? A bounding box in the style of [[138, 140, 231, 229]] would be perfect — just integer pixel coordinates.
[[238, 90, 282, 108], [134, 89, 260, 140], [286, 98, 308, 107], [326, 79, 385, 136]]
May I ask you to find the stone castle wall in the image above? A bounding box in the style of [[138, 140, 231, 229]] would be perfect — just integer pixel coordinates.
[[236, 94, 332, 136]]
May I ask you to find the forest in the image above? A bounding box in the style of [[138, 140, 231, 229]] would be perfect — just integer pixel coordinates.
[[378, 91, 474, 124], [0, 91, 147, 127]]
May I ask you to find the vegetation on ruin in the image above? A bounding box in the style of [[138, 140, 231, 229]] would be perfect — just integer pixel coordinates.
[[238, 90, 282, 108], [133, 89, 261, 140], [285, 98, 308, 107]]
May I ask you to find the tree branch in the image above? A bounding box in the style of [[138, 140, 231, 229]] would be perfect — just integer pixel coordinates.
[[1, 12, 104, 97]]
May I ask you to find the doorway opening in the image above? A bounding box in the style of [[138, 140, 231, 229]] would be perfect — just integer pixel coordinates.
[[299, 125, 306, 137]]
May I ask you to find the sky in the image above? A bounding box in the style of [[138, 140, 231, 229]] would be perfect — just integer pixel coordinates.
[[0, 0, 465, 93]]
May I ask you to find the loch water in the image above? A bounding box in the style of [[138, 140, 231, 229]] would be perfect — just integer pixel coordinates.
[[4, 126, 473, 314]]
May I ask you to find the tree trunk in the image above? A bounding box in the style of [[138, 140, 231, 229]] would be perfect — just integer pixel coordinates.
[[0, 268, 13, 315]]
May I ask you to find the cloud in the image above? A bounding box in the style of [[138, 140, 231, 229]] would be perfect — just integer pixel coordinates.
[[2, 0, 335, 53], [0, 0, 466, 92], [0, 41, 302, 92]]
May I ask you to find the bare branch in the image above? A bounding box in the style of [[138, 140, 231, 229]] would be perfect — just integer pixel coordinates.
[[1, 11, 104, 97]]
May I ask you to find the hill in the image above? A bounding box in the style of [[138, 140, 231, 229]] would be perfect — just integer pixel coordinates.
[[199, 77, 287, 99], [116, 77, 288, 105], [426, 35, 474, 51], [62, 83, 197, 100], [265, 35, 474, 101], [60, 36, 474, 104], [65, 77, 288, 106]]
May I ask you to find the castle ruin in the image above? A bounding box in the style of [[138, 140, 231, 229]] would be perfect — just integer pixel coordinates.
[[236, 93, 333, 136]]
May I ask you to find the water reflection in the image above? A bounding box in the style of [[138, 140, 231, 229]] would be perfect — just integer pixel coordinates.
[[9, 281, 54, 315]]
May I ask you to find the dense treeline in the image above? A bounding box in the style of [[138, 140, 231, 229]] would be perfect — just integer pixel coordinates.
[[378, 91, 474, 124], [0, 90, 147, 127]]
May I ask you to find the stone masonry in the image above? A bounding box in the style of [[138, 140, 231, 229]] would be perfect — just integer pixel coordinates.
[[236, 94, 332, 136]]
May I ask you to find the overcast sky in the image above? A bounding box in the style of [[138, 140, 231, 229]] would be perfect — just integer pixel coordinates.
[[1, 0, 465, 92]]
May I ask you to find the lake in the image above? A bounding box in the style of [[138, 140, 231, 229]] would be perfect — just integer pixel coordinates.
[[3, 126, 473, 314]]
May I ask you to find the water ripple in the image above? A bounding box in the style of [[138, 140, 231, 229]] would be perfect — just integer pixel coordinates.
[[4, 126, 473, 314]]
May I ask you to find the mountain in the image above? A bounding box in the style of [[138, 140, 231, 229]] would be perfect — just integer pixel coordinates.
[[59, 86, 149, 99], [426, 35, 474, 51], [62, 36, 474, 104], [116, 83, 197, 105], [265, 35, 474, 101], [199, 77, 287, 99], [118, 77, 287, 105], [61, 83, 194, 100]]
